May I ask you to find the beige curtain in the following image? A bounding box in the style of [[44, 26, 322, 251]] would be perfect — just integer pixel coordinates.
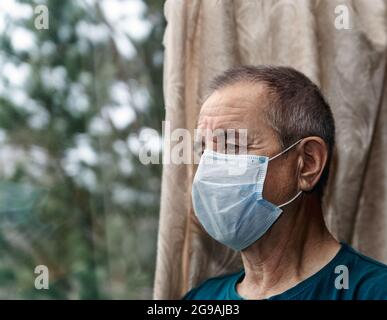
[[154, 0, 387, 299]]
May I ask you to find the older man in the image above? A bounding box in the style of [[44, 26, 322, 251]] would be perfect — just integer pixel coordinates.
[[184, 65, 387, 300]]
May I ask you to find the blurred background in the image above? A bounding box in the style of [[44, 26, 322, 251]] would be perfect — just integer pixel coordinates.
[[0, 0, 164, 299]]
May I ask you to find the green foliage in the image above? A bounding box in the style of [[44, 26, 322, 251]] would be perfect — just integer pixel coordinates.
[[0, 0, 164, 299]]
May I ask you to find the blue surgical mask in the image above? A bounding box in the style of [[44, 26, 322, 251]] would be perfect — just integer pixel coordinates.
[[191, 139, 302, 251]]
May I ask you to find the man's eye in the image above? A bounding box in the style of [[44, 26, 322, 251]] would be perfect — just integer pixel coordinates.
[[193, 140, 205, 155]]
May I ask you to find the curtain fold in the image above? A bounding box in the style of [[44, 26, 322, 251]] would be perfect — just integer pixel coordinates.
[[154, 0, 387, 299]]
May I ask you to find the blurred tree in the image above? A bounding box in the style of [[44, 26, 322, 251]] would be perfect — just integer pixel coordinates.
[[0, 0, 164, 299]]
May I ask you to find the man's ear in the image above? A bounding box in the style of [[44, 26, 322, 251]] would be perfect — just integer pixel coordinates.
[[298, 137, 328, 192]]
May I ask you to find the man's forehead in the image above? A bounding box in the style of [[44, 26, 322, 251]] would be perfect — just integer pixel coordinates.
[[197, 82, 270, 131], [199, 98, 257, 118], [202, 82, 268, 108]]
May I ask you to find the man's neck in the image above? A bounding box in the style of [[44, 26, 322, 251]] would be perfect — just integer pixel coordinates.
[[236, 192, 340, 299]]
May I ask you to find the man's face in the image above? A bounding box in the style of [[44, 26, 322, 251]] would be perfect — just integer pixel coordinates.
[[197, 82, 300, 206]]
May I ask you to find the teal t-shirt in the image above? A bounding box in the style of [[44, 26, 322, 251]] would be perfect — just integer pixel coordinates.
[[183, 243, 387, 300]]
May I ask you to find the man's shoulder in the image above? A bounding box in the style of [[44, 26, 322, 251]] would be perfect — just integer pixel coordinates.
[[343, 244, 387, 299], [343, 244, 387, 272], [182, 270, 243, 300]]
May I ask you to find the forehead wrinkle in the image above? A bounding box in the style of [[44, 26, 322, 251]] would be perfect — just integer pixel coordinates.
[[199, 101, 255, 120], [198, 115, 248, 130], [203, 99, 257, 113], [196, 83, 277, 150], [198, 84, 271, 131]]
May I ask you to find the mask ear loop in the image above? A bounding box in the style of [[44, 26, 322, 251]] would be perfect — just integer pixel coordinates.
[[278, 190, 303, 208], [268, 138, 303, 208], [268, 138, 303, 162]]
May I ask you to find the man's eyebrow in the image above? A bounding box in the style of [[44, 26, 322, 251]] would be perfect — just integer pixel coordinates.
[[195, 128, 249, 143]]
